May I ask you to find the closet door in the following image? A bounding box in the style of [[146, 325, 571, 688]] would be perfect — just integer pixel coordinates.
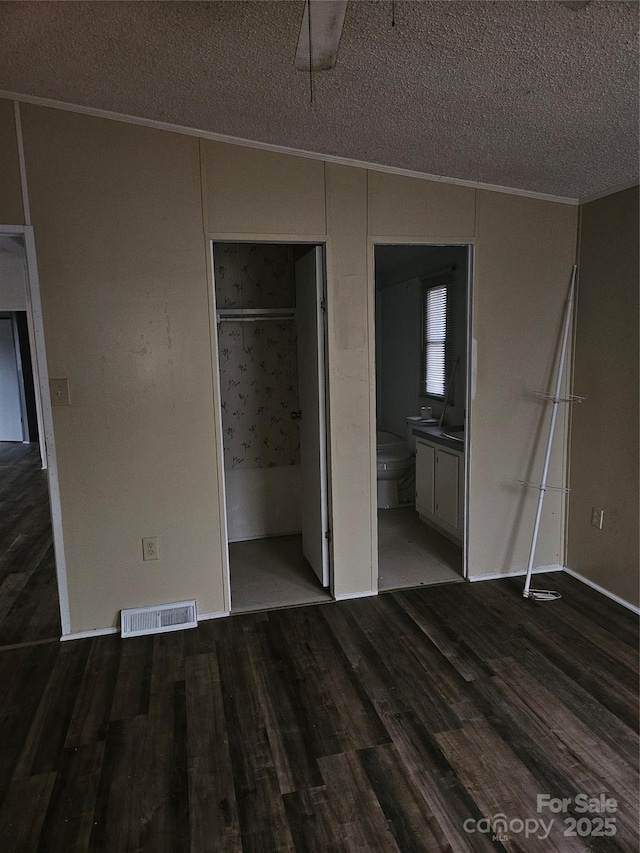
[[295, 247, 329, 587]]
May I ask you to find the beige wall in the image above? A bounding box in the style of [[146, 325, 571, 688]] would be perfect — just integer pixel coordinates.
[[0, 98, 24, 225], [471, 192, 577, 576], [568, 186, 639, 607], [201, 141, 326, 236], [15, 103, 578, 632], [0, 251, 28, 310], [368, 181, 577, 577], [367, 170, 475, 237], [326, 164, 370, 596], [21, 106, 224, 631]]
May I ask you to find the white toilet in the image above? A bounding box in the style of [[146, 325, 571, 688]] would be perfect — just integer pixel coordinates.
[[376, 429, 415, 509]]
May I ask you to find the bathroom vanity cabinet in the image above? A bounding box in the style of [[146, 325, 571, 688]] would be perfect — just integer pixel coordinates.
[[415, 437, 464, 545]]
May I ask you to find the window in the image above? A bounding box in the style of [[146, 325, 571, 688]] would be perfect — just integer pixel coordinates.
[[423, 283, 448, 397]]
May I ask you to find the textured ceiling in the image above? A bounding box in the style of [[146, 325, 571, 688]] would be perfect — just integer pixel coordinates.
[[0, 1, 638, 200]]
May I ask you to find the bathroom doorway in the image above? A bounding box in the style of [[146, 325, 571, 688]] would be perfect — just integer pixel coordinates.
[[211, 241, 333, 613], [0, 228, 67, 642], [374, 244, 471, 591]]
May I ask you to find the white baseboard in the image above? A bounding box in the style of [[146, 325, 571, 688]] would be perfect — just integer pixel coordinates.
[[198, 610, 230, 621], [60, 608, 230, 641], [468, 565, 563, 583], [467, 565, 639, 615], [334, 590, 378, 601], [60, 626, 118, 641], [563, 567, 640, 615]]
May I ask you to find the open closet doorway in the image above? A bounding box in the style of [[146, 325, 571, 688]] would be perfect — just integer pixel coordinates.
[[212, 242, 333, 613], [0, 230, 63, 643], [374, 244, 471, 592]]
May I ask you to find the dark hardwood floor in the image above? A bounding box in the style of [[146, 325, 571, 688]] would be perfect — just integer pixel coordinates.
[[0, 442, 61, 647], [0, 563, 637, 851]]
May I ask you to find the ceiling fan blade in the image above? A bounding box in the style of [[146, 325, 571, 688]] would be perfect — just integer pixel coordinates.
[[294, 0, 348, 71]]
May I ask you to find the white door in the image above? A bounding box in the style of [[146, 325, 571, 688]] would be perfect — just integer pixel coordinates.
[[295, 247, 330, 587], [0, 317, 24, 441]]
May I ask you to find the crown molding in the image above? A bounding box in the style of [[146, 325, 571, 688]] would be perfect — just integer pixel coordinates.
[[1, 89, 583, 206]]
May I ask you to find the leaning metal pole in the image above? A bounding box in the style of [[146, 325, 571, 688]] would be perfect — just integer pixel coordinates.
[[522, 265, 577, 601]]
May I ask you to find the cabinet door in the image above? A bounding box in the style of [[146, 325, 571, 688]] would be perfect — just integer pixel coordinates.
[[416, 440, 435, 514], [435, 449, 459, 529]]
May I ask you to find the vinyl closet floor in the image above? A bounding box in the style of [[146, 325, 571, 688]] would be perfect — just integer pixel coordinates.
[[378, 506, 463, 591], [229, 534, 332, 613], [0, 572, 637, 851]]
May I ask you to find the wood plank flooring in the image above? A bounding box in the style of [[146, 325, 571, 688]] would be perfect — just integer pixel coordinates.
[[0, 570, 637, 851], [0, 442, 61, 646]]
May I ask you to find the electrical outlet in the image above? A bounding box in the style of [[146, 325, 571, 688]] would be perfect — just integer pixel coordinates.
[[142, 536, 159, 561], [591, 507, 604, 530]]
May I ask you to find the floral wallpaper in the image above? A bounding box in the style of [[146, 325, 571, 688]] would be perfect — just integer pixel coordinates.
[[214, 243, 300, 470], [214, 242, 295, 309]]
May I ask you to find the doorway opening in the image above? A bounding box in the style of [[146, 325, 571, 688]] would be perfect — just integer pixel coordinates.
[[374, 243, 471, 591], [0, 311, 38, 444], [0, 231, 63, 643], [211, 241, 333, 613]]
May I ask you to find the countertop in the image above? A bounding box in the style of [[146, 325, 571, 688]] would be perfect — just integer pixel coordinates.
[[412, 424, 465, 452]]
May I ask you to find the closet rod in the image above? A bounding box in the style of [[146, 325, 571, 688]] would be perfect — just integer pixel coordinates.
[[216, 316, 295, 323], [216, 308, 296, 323]]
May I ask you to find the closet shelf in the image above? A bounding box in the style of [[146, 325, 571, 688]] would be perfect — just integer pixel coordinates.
[[216, 308, 296, 323]]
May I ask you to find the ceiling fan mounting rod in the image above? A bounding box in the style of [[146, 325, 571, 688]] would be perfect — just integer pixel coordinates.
[[308, 0, 314, 104]]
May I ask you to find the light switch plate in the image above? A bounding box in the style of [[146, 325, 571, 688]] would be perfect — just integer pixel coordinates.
[[50, 378, 71, 406]]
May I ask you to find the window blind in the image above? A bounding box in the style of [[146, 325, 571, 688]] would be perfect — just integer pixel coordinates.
[[424, 284, 447, 397]]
